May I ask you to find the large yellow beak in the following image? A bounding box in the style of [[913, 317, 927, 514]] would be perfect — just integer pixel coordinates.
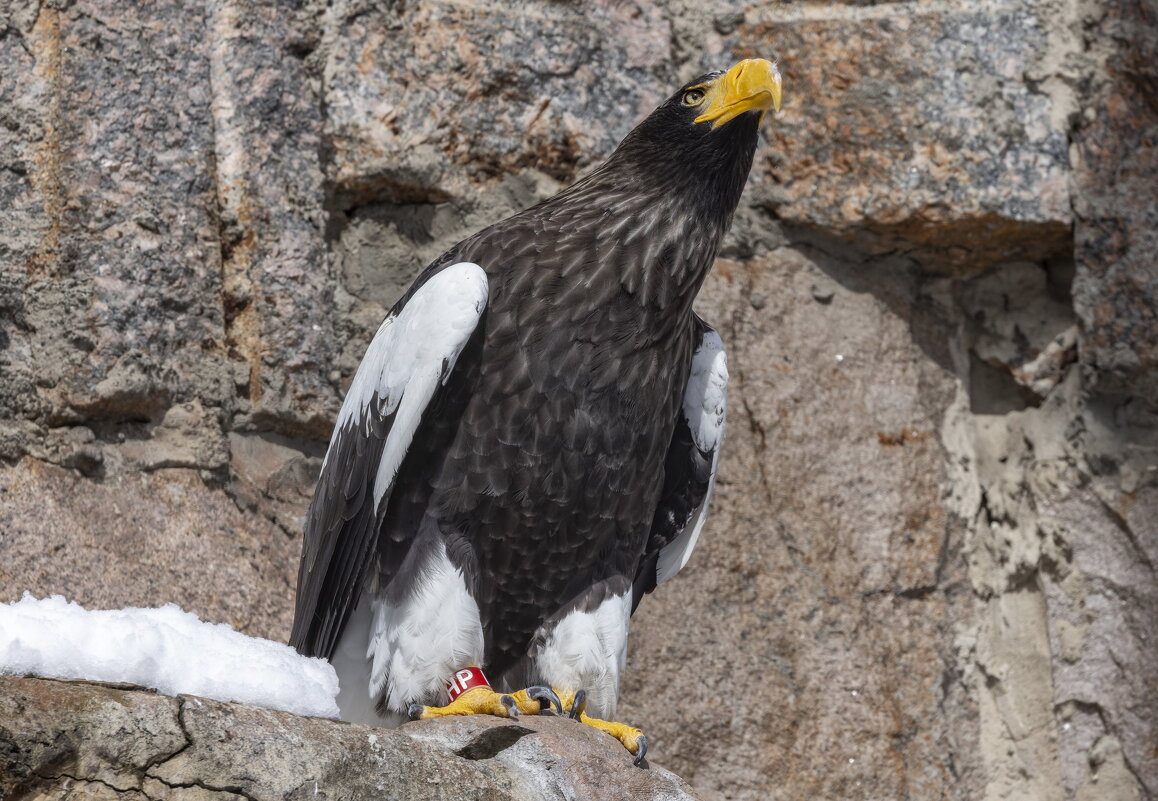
[[694, 58, 782, 129]]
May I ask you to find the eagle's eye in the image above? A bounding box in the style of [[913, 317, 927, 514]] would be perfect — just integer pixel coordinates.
[[681, 88, 706, 106]]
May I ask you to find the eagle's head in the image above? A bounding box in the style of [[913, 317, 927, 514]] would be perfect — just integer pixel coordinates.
[[678, 58, 783, 130], [610, 58, 783, 218]]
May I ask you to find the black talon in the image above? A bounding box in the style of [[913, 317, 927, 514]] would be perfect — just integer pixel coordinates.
[[500, 694, 519, 718], [527, 685, 563, 714], [632, 735, 649, 768], [407, 703, 425, 720], [568, 689, 588, 720]]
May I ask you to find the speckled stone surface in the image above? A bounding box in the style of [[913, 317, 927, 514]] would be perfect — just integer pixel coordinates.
[[721, 3, 1073, 272], [1070, 0, 1158, 399]]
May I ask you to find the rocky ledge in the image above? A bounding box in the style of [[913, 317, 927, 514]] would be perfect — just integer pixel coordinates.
[[0, 675, 698, 801]]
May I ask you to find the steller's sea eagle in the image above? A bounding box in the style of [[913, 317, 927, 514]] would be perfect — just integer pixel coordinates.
[[291, 58, 782, 764]]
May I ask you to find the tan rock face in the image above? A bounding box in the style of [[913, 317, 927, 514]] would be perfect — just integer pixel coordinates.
[[1, 0, 1155, 800], [622, 251, 971, 799], [0, 459, 297, 641]]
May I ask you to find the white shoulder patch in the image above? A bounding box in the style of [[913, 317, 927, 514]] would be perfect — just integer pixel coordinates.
[[322, 262, 489, 511], [680, 330, 727, 453], [657, 330, 728, 584]]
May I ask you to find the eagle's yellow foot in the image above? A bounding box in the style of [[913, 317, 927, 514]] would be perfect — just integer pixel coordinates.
[[558, 689, 649, 766], [510, 686, 564, 715], [407, 685, 561, 721]]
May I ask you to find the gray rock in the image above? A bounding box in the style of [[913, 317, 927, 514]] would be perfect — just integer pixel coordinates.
[[1070, 0, 1158, 399], [713, 5, 1073, 272], [0, 676, 700, 801]]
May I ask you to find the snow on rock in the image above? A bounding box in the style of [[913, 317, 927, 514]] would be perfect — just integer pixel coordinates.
[[0, 594, 339, 719]]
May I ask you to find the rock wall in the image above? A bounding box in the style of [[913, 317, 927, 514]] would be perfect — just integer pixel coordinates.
[[1, 1, 1155, 800]]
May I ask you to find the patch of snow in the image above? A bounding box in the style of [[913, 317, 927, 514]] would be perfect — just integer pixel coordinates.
[[0, 594, 339, 719]]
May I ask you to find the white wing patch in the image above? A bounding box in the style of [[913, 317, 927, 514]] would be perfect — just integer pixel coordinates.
[[322, 262, 489, 512], [367, 542, 485, 714], [318, 262, 488, 716], [656, 330, 728, 584]]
